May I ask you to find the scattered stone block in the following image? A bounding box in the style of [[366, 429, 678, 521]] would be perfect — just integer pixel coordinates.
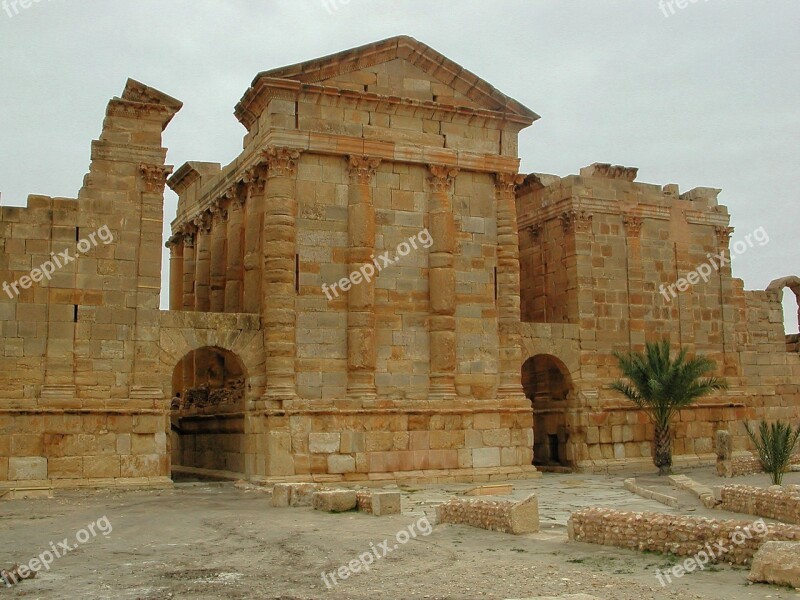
[[271, 482, 320, 507], [371, 491, 401, 516], [749, 541, 800, 588], [436, 493, 539, 534], [312, 489, 357, 513]]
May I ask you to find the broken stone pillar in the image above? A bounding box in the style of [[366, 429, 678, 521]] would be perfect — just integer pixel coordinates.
[[346, 156, 380, 401], [272, 482, 320, 507], [224, 189, 245, 313], [209, 203, 227, 313], [494, 173, 526, 399], [428, 165, 459, 401], [262, 147, 302, 403]]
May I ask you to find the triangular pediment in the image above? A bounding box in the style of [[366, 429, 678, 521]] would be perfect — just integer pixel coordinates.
[[246, 35, 538, 121]]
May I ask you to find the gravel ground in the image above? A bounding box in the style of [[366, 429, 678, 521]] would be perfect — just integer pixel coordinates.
[[1, 476, 799, 599]]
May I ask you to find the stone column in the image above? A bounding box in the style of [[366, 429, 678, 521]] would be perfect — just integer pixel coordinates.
[[225, 186, 245, 313], [182, 229, 196, 311], [209, 202, 227, 313], [181, 229, 196, 391], [193, 213, 211, 386], [428, 165, 459, 401], [242, 168, 266, 314], [194, 213, 211, 313], [168, 237, 184, 310], [495, 173, 526, 400], [346, 156, 381, 400], [623, 214, 645, 350], [262, 147, 302, 404]]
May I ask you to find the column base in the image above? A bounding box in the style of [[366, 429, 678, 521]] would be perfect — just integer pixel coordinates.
[[429, 382, 457, 402]]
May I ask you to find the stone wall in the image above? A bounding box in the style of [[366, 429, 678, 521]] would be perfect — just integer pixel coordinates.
[[718, 485, 800, 525], [516, 164, 800, 473], [568, 508, 800, 565], [436, 493, 538, 534], [0, 80, 181, 489]]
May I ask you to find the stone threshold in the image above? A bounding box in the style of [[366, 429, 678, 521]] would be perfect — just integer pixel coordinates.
[[251, 465, 541, 487], [0, 476, 173, 498]]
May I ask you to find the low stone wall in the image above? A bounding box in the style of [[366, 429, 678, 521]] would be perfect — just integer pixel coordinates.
[[718, 485, 800, 525], [568, 508, 800, 565], [436, 493, 538, 534]]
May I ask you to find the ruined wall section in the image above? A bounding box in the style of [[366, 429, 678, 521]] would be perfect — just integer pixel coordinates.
[[0, 80, 181, 486]]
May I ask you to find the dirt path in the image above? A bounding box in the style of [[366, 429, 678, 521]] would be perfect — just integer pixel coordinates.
[[1, 481, 797, 599]]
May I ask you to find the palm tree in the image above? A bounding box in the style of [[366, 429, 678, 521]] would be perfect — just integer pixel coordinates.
[[611, 340, 727, 475], [745, 420, 800, 486]]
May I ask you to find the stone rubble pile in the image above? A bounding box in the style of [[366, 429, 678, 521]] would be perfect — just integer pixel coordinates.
[[436, 493, 538, 534], [568, 507, 800, 565]]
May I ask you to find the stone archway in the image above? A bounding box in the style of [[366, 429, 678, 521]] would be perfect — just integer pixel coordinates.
[[158, 311, 264, 479], [170, 346, 247, 475], [522, 354, 575, 468]]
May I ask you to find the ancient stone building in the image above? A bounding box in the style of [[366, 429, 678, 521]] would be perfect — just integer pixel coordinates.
[[1, 36, 798, 491]]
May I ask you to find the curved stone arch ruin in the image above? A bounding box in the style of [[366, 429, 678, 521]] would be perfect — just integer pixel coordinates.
[[766, 275, 800, 335]]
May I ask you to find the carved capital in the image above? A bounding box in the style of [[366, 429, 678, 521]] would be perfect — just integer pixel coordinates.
[[192, 213, 212, 234], [716, 226, 734, 246], [263, 147, 302, 179], [182, 231, 195, 249], [139, 163, 173, 194], [224, 183, 245, 211], [427, 164, 460, 194], [560, 210, 593, 235], [527, 222, 542, 241], [494, 172, 525, 197], [243, 164, 267, 195], [347, 155, 382, 185], [622, 214, 644, 238]]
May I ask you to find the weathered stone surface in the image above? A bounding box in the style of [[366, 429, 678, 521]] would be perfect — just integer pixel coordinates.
[[436, 493, 538, 535], [8, 457, 47, 481], [371, 491, 402, 516], [312, 489, 357, 512], [1, 36, 799, 491], [749, 541, 800, 587], [272, 482, 320, 507]]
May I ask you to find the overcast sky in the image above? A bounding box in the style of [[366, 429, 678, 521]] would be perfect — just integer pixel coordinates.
[[1, 0, 797, 331]]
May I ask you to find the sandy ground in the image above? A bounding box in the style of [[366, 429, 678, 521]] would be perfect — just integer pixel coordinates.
[[1, 471, 799, 600]]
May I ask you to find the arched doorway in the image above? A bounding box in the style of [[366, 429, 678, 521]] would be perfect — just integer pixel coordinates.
[[170, 346, 247, 477], [522, 354, 574, 468]]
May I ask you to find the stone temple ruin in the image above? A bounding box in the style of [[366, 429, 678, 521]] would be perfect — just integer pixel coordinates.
[[0, 36, 798, 491]]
